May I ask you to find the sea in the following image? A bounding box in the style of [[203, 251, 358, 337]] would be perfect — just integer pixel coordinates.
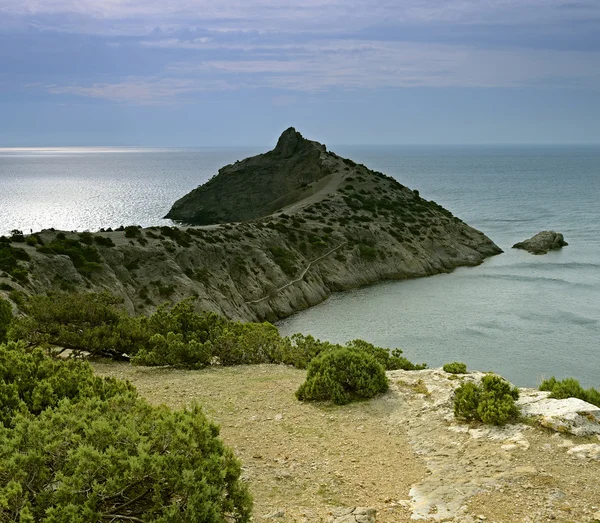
[[1, 145, 599, 388]]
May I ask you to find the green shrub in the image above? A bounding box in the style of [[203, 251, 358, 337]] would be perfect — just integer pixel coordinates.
[[10, 267, 28, 284], [454, 375, 519, 425], [453, 382, 480, 421], [0, 242, 30, 280], [159, 226, 192, 247], [77, 231, 94, 245], [0, 299, 11, 343], [8, 292, 144, 359], [540, 376, 600, 408], [0, 341, 133, 428], [346, 339, 426, 371], [358, 244, 378, 260], [9, 230, 25, 243], [93, 235, 115, 247], [268, 246, 297, 277], [296, 347, 389, 405], [443, 362, 467, 374], [124, 225, 142, 238], [37, 236, 102, 278], [0, 343, 252, 522], [11, 293, 427, 376]]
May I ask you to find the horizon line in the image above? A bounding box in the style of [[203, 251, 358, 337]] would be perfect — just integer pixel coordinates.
[[2, 142, 600, 150]]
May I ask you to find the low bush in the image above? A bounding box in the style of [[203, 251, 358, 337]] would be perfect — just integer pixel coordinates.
[[268, 246, 297, 277], [93, 235, 115, 247], [9, 230, 25, 243], [0, 342, 252, 522], [296, 346, 389, 405], [358, 244, 378, 260], [0, 341, 133, 428], [0, 241, 30, 282], [443, 362, 467, 374], [8, 292, 144, 360], [160, 226, 192, 247], [78, 231, 94, 245], [454, 375, 520, 425], [346, 339, 426, 371], [540, 376, 600, 408], [124, 225, 142, 238], [37, 235, 102, 278], [0, 299, 11, 343]]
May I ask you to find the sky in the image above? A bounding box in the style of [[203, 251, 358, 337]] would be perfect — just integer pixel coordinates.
[[1, 0, 599, 146]]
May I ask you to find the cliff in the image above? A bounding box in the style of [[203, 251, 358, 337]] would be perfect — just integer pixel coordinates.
[[1, 129, 502, 322]]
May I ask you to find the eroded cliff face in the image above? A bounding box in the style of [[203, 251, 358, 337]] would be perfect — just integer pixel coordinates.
[[1, 129, 502, 321]]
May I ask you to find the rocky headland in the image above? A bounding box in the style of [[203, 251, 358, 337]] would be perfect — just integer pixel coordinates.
[[0, 128, 501, 321], [512, 230, 568, 255]]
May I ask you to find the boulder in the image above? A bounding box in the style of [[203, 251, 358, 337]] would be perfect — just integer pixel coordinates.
[[518, 389, 600, 436], [512, 231, 568, 255]]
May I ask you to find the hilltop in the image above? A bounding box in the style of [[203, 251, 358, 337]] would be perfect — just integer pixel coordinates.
[[1, 129, 501, 321], [166, 128, 332, 224]]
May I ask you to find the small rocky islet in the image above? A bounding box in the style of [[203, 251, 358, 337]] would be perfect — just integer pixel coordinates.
[[512, 230, 568, 255]]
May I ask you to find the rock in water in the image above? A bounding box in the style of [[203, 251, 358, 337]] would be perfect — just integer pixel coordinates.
[[512, 231, 568, 255]]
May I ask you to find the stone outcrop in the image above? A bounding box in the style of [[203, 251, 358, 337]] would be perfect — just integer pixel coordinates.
[[386, 368, 600, 521], [518, 389, 600, 436], [329, 507, 376, 523], [512, 230, 568, 254], [2, 128, 502, 322]]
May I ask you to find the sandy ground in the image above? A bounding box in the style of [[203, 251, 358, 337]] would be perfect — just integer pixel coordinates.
[[92, 363, 600, 523]]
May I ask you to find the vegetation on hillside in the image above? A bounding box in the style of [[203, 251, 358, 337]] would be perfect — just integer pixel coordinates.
[[0, 236, 30, 284], [0, 290, 430, 520], [7, 292, 426, 375], [37, 232, 102, 278], [0, 341, 252, 522]]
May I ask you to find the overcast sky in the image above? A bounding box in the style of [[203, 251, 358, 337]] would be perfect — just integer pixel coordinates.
[[1, 0, 599, 146]]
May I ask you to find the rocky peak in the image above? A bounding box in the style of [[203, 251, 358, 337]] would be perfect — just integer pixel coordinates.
[[272, 127, 325, 158]]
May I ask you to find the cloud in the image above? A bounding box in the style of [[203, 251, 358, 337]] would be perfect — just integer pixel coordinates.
[[39, 40, 600, 104], [5, 0, 600, 104], [3, 0, 600, 35], [44, 77, 232, 103]]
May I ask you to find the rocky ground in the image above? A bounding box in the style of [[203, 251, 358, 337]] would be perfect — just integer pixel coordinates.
[[92, 363, 600, 523]]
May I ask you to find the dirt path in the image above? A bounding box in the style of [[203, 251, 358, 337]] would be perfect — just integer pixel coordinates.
[[280, 171, 345, 217], [244, 242, 348, 305], [92, 363, 600, 523]]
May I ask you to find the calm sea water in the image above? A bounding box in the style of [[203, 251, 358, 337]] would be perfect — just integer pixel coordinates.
[[1, 145, 599, 387]]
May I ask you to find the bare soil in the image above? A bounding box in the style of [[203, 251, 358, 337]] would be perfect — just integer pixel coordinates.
[[92, 363, 600, 523]]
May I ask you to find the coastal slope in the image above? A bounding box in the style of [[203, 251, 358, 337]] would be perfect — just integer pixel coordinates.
[[1, 129, 501, 321]]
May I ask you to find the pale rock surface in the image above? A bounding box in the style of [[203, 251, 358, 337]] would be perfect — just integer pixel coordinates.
[[330, 507, 377, 523], [385, 368, 600, 521], [518, 389, 600, 436]]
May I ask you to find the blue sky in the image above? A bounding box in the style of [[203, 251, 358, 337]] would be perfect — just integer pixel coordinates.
[[1, 0, 599, 146]]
